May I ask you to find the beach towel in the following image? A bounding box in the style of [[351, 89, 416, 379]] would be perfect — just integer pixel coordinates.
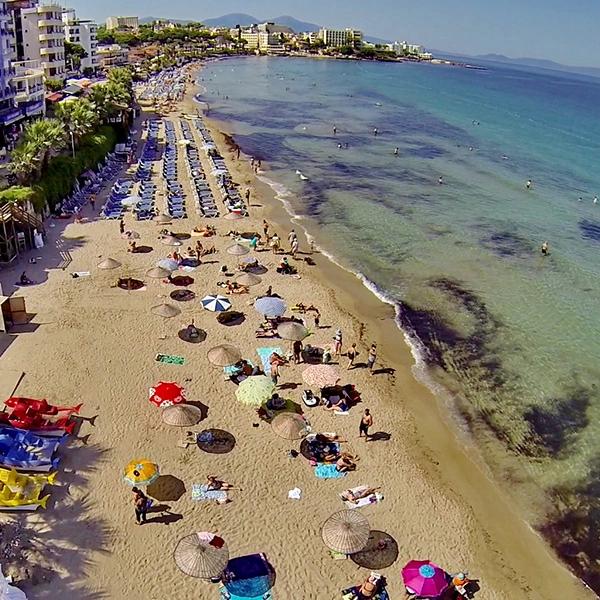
[[191, 484, 228, 502], [314, 464, 347, 479], [220, 587, 273, 600], [155, 353, 185, 365], [256, 347, 283, 375], [340, 486, 384, 509], [224, 361, 255, 377], [71, 271, 91, 278]]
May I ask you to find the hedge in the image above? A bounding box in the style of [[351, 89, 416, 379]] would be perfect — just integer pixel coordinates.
[[33, 125, 118, 211]]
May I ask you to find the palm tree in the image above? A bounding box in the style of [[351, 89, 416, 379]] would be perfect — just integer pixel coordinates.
[[55, 99, 98, 144], [22, 118, 66, 174], [8, 142, 39, 185]]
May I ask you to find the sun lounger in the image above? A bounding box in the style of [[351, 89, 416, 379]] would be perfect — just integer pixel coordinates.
[[314, 464, 347, 479]]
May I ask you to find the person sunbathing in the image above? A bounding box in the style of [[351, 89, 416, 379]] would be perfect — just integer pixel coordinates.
[[341, 487, 381, 504], [323, 397, 348, 413], [358, 573, 383, 598], [226, 281, 249, 295], [336, 452, 359, 473], [206, 475, 234, 491]]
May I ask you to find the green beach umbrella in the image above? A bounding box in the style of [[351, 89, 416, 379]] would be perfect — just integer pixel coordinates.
[[235, 375, 275, 407]]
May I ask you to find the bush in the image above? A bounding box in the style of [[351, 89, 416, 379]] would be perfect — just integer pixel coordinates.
[[33, 126, 118, 210], [0, 186, 38, 208]]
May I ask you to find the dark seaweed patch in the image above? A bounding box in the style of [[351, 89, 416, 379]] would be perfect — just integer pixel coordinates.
[[480, 230, 533, 258], [523, 386, 591, 458], [579, 219, 600, 243], [404, 144, 446, 159]]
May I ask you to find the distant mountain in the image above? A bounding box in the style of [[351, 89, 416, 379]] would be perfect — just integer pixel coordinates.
[[270, 15, 320, 32], [201, 13, 261, 28], [476, 53, 600, 79]]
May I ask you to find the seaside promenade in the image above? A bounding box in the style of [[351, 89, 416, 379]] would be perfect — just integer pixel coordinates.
[[0, 64, 593, 600]]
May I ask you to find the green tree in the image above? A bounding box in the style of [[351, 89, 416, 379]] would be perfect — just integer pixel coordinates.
[[65, 41, 88, 71], [96, 26, 114, 44], [8, 142, 39, 185], [22, 118, 67, 175], [45, 78, 63, 92], [55, 99, 99, 144]]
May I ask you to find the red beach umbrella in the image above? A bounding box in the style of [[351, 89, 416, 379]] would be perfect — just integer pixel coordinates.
[[149, 382, 186, 408]]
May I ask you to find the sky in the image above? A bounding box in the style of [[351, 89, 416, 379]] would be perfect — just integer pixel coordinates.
[[68, 0, 600, 67]]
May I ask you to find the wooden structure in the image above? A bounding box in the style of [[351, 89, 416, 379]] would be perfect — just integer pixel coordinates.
[[0, 204, 44, 263], [0, 295, 28, 332]]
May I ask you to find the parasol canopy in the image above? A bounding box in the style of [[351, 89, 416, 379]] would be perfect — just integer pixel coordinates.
[[146, 266, 171, 279], [207, 344, 242, 367], [302, 364, 340, 388], [255, 297, 286, 318], [201, 294, 231, 312], [226, 243, 249, 256], [277, 322, 309, 341], [162, 403, 202, 427], [235, 376, 275, 407], [151, 303, 181, 318], [401, 560, 450, 598], [234, 272, 262, 287], [149, 381, 186, 408], [121, 195, 141, 207], [158, 258, 179, 272], [174, 532, 229, 579], [271, 413, 310, 440], [123, 458, 159, 486], [97, 257, 122, 270], [162, 235, 182, 247], [321, 510, 370, 554], [155, 214, 172, 224]]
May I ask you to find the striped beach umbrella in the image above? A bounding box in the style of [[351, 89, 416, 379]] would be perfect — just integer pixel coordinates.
[[255, 297, 286, 318], [201, 295, 231, 312]]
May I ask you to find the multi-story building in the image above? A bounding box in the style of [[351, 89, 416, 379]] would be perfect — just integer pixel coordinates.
[[62, 9, 98, 72], [318, 28, 363, 49], [0, 0, 21, 143], [12, 59, 44, 116], [96, 43, 128, 69], [17, 2, 65, 79], [105, 16, 138, 32]]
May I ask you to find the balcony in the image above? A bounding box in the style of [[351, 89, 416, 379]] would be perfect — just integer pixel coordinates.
[[39, 31, 63, 42], [39, 47, 58, 56], [41, 59, 65, 70], [38, 18, 62, 28]]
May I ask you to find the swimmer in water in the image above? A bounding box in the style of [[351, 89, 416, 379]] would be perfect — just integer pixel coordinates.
[[438, 176, 443, 185], [394, 147, 399, 155], [337, 143, 342, 149], [333, 126, 337, 135], [373, 128, 378, 136], [526, 179, 532, 190], [578, 197, 583, 202], [594, 196, 598, 204], [541, 241, 549, 256]]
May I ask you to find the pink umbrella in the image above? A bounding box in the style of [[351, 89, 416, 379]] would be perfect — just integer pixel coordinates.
[[401, 560, 449, 598]]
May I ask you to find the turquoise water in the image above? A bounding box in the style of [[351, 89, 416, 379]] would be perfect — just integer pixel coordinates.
[[198, 57, 600, 590]]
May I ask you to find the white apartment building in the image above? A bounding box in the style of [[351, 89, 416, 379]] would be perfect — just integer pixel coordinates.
[[62, 9, 98, 71], [105, 16, 138, 31], [96, 43, 128, 69], [318, 28, 363, 49], [12, 59, 44, 116], [20, 3, 65, 79]]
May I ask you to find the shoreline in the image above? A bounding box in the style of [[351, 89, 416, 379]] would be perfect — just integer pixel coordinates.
[[195, 72, 594, 598]]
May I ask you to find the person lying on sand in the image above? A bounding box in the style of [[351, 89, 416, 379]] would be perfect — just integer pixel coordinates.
[[206, 475, 234, 491], [226, 280, 249, 295], [340, 487, 381, 504], [336, 452, 359, 473], [193, 225, 216, 237]]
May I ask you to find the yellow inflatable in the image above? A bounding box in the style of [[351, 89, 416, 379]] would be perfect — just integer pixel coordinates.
[[0, 467, 57, 510]]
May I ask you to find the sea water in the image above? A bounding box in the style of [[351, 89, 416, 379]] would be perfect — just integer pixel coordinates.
[[198, 56, 600, 590]]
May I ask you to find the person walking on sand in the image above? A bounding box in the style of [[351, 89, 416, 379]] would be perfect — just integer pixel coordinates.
[[314, 309, 321, 329], [245, 188, 251, 203], [132, 487, 148, 525], [288, 229, 297, 246], [236, 145, 240, 159], [263, 219, 270, 238], [346, 343, 358, 370], [291, 237, 299, 258], [270, 233, 281, 254], [119, 218, 125, 235], [367, 343, 377, 374], [359, 408, 373, 440], [89, 193, 96, 211], [293, 339, 303, 364], [333, 329, 343, 356]]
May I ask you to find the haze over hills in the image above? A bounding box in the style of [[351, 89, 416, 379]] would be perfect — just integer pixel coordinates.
[[475, 54, 600, 79]]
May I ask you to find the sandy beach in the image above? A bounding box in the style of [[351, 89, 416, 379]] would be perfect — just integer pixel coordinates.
[[0, 65, 593, 599]]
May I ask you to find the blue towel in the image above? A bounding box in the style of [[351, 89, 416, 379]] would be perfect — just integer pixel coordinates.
[[220, 589, 272, 600], [256, 347, 283, 375], [224, 360, 254, 376], [314, 464, 347, 479], [191, 484, 227, 502]]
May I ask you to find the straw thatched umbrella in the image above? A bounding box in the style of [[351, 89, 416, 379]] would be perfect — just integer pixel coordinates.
[[226, 243, 249, 256], [155, 214, 172, 224], [224, 212, 244, 221], [146, 266, 171, 279], [97, 257, 122, 270], [151, 303, 181, 318], [321, 510, 370, 554], [174, 532, 229, 579], [277, 322, 309, 342], [271, 413, 309, 440], [162, 235, 182, 247], [162, 404, 202, 427], [302, 364, 340, 388], [234, 272, 262, 287], [207, 344, 242, 367]]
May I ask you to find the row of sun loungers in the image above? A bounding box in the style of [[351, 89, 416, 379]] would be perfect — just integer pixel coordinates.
[[163, 120, 187, 219]]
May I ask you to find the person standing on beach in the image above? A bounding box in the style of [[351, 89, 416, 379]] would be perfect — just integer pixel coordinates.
[[288, 229, 297, 246], [132, 487, 148, 525], [359, 409, 373, 440], [245, 188, 251, 203], [263, 219, 270, 238], [291, 237, 299, 258], [367, 343, 377, 374], [119, 218, 125, 235], [346, 343, 358, 370], [89, 194, 96, 212], [333, 330, 343, 356], [236, 145, 240, 159], [293, 339, 303, 364], [270, 233, 281, 254]]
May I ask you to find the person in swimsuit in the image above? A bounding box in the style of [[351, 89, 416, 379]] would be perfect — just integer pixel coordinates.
[[359, 408, 373, 440], [541, 241, 549, 256], [367, 343, 377, 374], [132, 487, 148, 525], [346, 343, 358, 369], [206, 475, 234, 491]]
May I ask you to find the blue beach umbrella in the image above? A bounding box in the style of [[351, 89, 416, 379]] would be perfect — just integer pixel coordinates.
[[201, 295, 232, 312], [254, 297, 286, 318]]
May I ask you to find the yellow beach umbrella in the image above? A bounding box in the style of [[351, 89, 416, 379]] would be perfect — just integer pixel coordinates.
[[235, 376, 275, 407], [123, 459, 160, 486]]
